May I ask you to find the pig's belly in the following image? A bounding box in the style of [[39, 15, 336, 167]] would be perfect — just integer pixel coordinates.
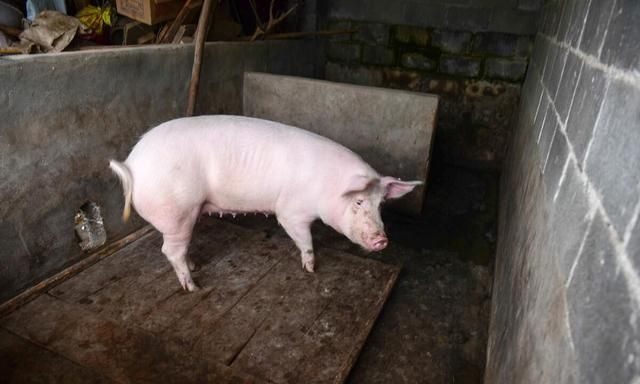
[[200, 191, 276, 217], [199, 202, 274, 218]]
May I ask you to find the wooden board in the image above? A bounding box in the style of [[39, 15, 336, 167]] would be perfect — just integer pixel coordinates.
[[0, 328, 113, 384], [0, 218, 400, 383]]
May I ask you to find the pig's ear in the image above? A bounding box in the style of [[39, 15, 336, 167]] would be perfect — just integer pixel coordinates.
[[381, 177, 423, 199], [342, 175, 375, 196]]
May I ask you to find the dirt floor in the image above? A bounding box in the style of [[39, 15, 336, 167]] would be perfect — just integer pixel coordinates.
[[231, 162, 499, 384]]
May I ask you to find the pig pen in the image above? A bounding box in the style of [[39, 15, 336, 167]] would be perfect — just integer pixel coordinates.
[[0, 41, 494, 384]]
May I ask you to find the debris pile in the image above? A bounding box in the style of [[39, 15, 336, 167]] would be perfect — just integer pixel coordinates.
[[0, 0, 112, 54], [74, 201, 107, 252], [0, 0, 354, 55], [0, 0, 320, 55]]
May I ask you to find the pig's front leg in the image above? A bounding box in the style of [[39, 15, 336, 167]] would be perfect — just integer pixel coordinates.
[[278, 217, 315, 273]]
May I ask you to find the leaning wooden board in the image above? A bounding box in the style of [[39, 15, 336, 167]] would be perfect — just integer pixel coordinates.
[[0, 218, 400, 383]]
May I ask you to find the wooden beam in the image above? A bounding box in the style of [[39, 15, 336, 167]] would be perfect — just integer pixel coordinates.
[[185, 0, 217, 117], [157, 0, 202, 44], [241, 28, 357, 41]]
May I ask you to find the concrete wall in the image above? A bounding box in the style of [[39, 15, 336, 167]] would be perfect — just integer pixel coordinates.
[[487, 0, 640, 382], [321, 0, 542, 168], [0, 40, 318, 302]]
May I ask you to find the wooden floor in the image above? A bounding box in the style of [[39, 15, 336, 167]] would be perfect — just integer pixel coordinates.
[[0, 218, 399, 383]]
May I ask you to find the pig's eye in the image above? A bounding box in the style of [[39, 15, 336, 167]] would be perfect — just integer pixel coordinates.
[[356, 199, 364, 206]]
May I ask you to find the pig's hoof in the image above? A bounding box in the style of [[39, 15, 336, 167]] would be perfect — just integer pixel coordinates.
[[179, 275, 200, 292], [184, 281, 200, 292], [302, 260, 315, 273]]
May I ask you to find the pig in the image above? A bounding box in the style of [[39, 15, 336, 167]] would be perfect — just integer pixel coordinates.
[[110, 115, 421, 292]]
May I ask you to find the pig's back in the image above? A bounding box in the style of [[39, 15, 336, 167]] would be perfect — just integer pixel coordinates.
[[128, 115, 368, 172], [125, 115, 376, 212]]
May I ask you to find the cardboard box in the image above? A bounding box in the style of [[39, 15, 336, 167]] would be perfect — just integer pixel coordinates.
[[115, 0, 184, 25]]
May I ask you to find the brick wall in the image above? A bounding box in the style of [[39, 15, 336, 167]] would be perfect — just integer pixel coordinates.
[[486, 0, 640, 382], [321, 0, 541, 168]]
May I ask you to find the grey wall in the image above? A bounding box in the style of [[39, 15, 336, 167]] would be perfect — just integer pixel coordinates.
[[0, 40, 318, 302], [321, 0, 542, 168], [487, 0, 640, 382], [243, 72, 438, 214]]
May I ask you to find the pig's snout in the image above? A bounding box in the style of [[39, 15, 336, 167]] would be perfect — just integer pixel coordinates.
[[370, 235, 388, 251]]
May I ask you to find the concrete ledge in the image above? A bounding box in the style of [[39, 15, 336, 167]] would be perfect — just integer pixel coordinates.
[[243, 72, 438, 214]]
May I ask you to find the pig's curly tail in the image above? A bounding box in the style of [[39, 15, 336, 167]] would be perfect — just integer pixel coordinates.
[[109, 160, 133, 222]]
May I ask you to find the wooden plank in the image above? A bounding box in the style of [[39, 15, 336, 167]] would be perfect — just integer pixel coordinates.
[[158, 0, 200, 43], [171, 24, 196, 44], [83, 268, 182, 324], [293, 260, 400, 384], [1, 294, 263, 384], [51, 218, 256, 328], [191, 245, 334, 369], [62, 219, 282, 333], [2, 295, 145, 382], [1, 219, 400, 383], [49, 230, 165, 303], [163, 230, 296, 348], [0, 328, 113, 383], [189, 251, 329, 367], [0, 225, 154, 317], [228, 248, 400, 383], [138, 231, 285, 333]]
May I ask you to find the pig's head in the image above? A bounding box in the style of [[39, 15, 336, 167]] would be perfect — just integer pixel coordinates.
[[336, 175, 422, 252]]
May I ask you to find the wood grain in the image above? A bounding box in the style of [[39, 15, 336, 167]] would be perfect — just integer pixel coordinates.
[[0, 218, 400, 383]]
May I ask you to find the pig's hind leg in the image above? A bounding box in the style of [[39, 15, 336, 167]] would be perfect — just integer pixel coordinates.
[[158, 208, 201, 292], [162, 233, 199, 292], [278, 216, 315, 273]]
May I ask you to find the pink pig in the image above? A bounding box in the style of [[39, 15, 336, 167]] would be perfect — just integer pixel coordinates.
[[110, 115, 421, 291]]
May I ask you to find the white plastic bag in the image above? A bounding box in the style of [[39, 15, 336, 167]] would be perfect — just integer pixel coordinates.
[[26, 0, 67, 21]]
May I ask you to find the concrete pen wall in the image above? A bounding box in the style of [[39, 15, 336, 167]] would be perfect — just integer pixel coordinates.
[[0, 40, 318, 302], [486, 1, 640, 382]]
